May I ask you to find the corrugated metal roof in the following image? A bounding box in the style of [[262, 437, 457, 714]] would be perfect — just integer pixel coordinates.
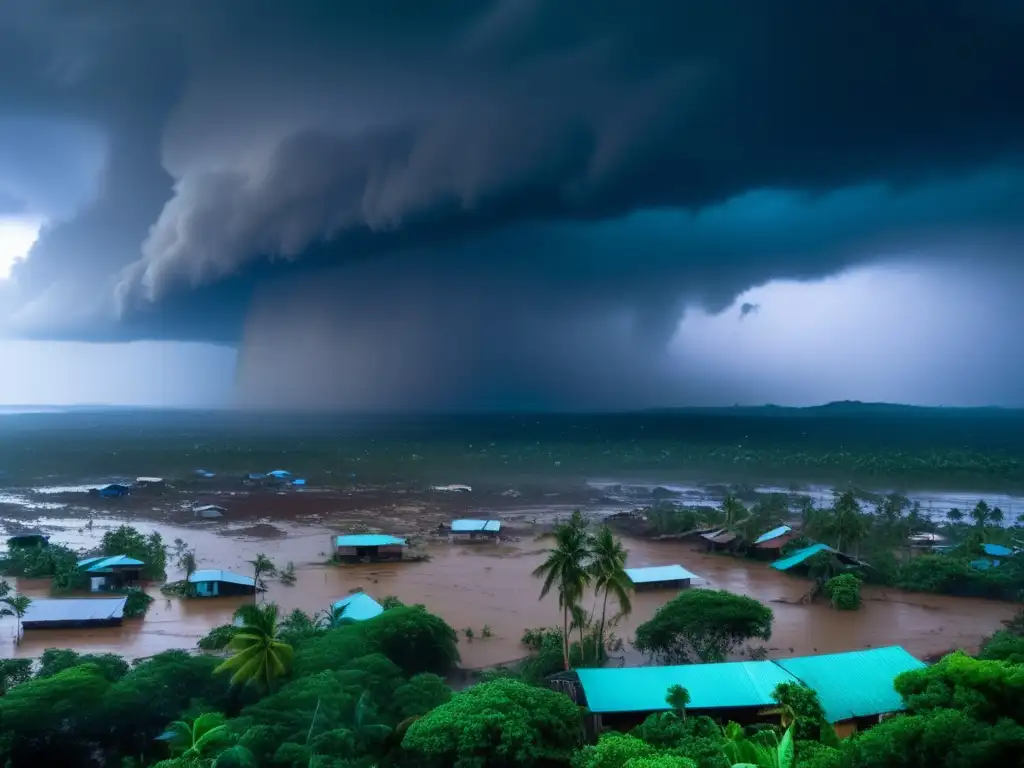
[[189, 569, 256, 587], [774, 646, 925, 722], [982, 543, 1013, 557], [701, 529, 738, 544], [625, 564, 699, 584], [78, 554, 145, 572], [23, 597, 127, 624], [267, 469, 291, 477], [335, 534, 407, 547], [771, 543, 834, 571], [332, 592, 384, 621], [755, 525, 793, 545], [576, 661, 798, 714], [451, 519, 501, 533]]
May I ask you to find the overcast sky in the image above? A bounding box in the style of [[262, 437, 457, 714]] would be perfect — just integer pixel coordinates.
[[0, 1, 1022, 409]]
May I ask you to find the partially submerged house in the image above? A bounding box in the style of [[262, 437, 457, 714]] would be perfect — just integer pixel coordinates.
[[78, 555, 145, 591], [753, 525, 798, 551], [22, 597, 128, 630], [188, 569, 257, 597], [135, 477, 165, 487], [91, 483, 132, 498], [7, 531, 49, 549], [770, 543, 866, 572], [193, 504, 227, 519], [450, 519, 501, 541], [625, 564, 699, 590], [572, 646, 925, 738], [700, 528, 738, 550], [332, 591, 385, 621], [334, 534, 408, 562]]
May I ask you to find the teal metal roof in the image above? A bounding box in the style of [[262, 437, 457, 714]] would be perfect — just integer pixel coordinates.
[[774, 646, 925, 722], [335, 534, 407, 547], [982, 543, 1013, 557], [332, 592, 384, 621], [189, 569, 256, 587], [625, 564, 699, 584], [755, 525, 793, 545], [771, 543, 833, 571], [576, 661, 798, 714], [79, 555, 145, 573], [451, 519, 501, 533]]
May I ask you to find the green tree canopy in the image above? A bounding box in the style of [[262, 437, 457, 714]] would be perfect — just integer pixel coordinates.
[[401, 677, 583, 767], [893, 652, 1024, 725], [634, 590, 774, 663]]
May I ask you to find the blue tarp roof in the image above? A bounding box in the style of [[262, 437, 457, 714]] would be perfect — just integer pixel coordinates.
[[189, 569, 256, 587], [771, 543, 834, 571], [755, 525, 793, 545], [267, 469, 291, 477], [292, 478, 307, 486], [335, 534, 407, 547], [23, 597, 127, 624], [982, 543, 1013, 557], [451, 519, 500, 533], [625, 564, 699, 584], [332, 592, 385, 621], [78, 554, 145, 573]]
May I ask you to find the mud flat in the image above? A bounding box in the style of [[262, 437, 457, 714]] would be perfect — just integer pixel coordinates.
[[1, 513, 1015, 669]]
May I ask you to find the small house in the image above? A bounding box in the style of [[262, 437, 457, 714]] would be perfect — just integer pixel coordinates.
[[267, 469, 291, 480], [332, 592, 385, 622], [78, 555, 145, 591], [22, 597, 128, 630], [450, 519, 501, 541], [7, 531, 49, 549], [753, 525, 797, 551], [92, 483, 132, 498], [334, 534, 407, 562], [625, 564, 699, 591], [188, 569, 257, 597], [700, 528, 738, 550], [193, 504, 227, 519], [135, 476, 165, 487]]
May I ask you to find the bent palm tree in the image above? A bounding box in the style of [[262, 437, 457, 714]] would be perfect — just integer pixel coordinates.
[[315, 602, 350, 629], [167, 712, 231, 758], [0, 594, 32, 644], [532, 514, 592, 670], [215, 603, 293, 691], [248, 554, 277, 604], [588, 525, 632, 661]]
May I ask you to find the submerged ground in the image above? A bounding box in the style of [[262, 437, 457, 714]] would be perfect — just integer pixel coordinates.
[[0, 405, 1022, 665]]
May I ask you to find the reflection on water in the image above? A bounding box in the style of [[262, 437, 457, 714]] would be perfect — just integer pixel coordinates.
[[1, 519, 1017, 667]]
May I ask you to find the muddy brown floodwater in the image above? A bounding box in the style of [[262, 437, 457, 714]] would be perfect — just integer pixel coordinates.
[[2, 515, 1017, 668]]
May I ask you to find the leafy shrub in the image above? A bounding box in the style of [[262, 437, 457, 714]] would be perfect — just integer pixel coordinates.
[[121, 588, 154, 618], [198, 624, 242, 652], [822, 573, 861, 610]]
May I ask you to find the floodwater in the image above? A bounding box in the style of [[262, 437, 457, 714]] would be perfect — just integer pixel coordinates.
[[2, 517, 1016, 668]]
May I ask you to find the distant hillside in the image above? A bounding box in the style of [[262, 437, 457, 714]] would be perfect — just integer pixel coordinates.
[[645, 401, 1022, 418]]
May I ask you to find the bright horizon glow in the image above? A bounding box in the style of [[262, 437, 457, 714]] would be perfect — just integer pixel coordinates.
[[0, 217, 42, 279]]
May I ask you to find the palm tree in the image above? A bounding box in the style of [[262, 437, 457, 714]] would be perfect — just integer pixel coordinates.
[[0, 594, 32, 644], [178, 548, 198, 596], [215, 603, 293, 691], [829, 491, 866, 554], [666, 684, 690, 721], [970, 500, 991, 529], [991, 507, 1005, 526], [532, 515, 592, 670], [248, 554, 277, 604], [315, 603, 350, 629], [166, 712, 230, 758], [947, 507, 964, 524], [721, 494, 747, 526], [588, 525, 632, 661]]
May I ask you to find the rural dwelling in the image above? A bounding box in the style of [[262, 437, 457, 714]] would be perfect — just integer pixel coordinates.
[[333, 592, 385, 621], [624, 564, 699, 590], [770, 543, 867, 572], [572, 645, 925, 738], [292, 478, 307, 486], [193, 504, 227, 519], [22, 597, 128, 630], [450, 519, 501, 541], [78, 555, 145, 591], [135, 476, 165, 487], [334, 534, 408, 562], [92, 483, 131, 498], [753, 525, 798, 552], [700, 528, 738, 550], [773, 646, 926, 738], [6, 531, 49, 549], [188, 569, 257, 597]]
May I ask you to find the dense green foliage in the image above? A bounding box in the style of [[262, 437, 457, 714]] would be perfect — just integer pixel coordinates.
[[822, 573, 861, 610], [101, 525, 168, 580], [634, 589, 774, 663], [0, 541, 84, 588]]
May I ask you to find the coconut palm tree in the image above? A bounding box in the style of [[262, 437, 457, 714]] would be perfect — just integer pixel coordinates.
[[666, 684, 690, 721], [166, 712, 231, 758], [215, 603, 293, 691], [248, 554, 277, 604], [0, 594, 31, 644], [532, 515, 592, 670], [947, 507, 964, 524], [315, 602, 351, 629], [970, 500, 991, 529], [588, 524, 632, 661]]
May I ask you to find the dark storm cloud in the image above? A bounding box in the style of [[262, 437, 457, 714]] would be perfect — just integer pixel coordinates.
[[1, 0, 1022, 388]]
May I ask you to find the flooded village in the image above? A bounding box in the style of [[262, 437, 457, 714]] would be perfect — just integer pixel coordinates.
[[1, 468, 1019, 668]]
